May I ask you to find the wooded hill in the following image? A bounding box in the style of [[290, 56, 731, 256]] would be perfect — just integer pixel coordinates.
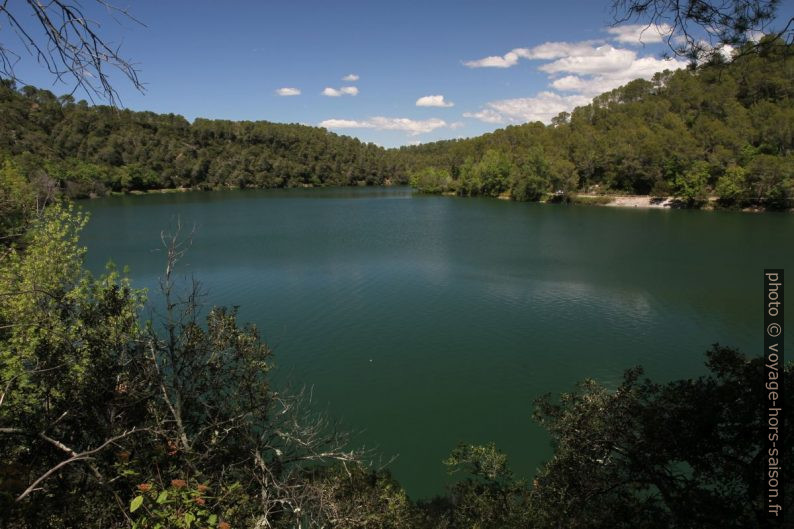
[[400, 38, 793, 208], [0, 38, 791, 208], [0, 82, 406, 196]]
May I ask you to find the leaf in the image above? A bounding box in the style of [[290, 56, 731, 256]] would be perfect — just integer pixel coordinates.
[[130, 495, 144, 512], [184, 512, 195, 527], [156, 490, 168, 504], [208, 514, 218, 525]]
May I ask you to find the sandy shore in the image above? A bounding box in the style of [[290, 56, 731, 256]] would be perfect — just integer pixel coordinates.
[[603, 195, 673, 208]]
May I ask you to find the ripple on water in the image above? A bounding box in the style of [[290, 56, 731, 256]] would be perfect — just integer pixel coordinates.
[[80, 188, 794, 497]]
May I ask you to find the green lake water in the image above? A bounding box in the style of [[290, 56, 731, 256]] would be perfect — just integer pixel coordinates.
[[80, 186, 793, 498]]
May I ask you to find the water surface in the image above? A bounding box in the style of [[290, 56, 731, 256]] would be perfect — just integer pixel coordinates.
[[80, 187, 794, 497]]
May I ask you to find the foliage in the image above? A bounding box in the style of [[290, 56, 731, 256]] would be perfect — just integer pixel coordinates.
[[457, 149, 515, 197], [128, 480, 229, 529], [412, 443, 531, 529], [672, 160, 710, 205], [610, 0, 792, 63], [1, 205, 364, 528], [409, 167, 453, 194], [531, 344, 793, 529], [0, 202, 146, 528], [0, 79, 407, 196], [715, 164, 748, 204], [0, 157, 37, 241]]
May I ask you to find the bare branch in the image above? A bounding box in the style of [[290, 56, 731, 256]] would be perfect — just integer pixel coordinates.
[[16, 427, 149, 501], [0, 0, 145, 105]]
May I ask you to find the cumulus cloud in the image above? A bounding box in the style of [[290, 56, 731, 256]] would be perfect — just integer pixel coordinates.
[[547, 53, 686, 97], [463, 31, 688, 125], [416, 94, 455, 107], [342, 73, 359, 81], [319, 119, 370, 128], [462, 108, 505, 124], [323, 86, 358, 97], [463, 41, 601, 68], [464, 51, 522, 68], [275, 87, 301, 96], [538, 45, 637, 75], [466, 92, 590, 124], [605, 23, 673, 45], [319, 116, 450, 135], [463, 24, 677, 70]]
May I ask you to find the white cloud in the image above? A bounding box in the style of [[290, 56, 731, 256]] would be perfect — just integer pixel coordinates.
[[416, 94, 454, 107], [746, 29, 766, 42], [519, 41, 600, 60], [463, 41, 601, 68], [464, 51, 522, 68], [475, 92, 591, 124], [606, 23, 673, 45], [275, 87, 301, 96], [464, 33, 687, 126], [342, 73, 359, 81], [549, 75, 587, 92], [549, 54, 687, 96], [539, 45, 637, 75], [464, 28, 674, 70], [319, 116, 450, 135], [319, 119, 372, 128], [462, 108, 505, 124], [323, 86, 358, 97]]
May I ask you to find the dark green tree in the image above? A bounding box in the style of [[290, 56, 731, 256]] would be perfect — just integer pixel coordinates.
[[531, 345, 793, 529]]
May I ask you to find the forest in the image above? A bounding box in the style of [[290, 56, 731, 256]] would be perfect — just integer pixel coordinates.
[[0, 39, 791, 210], [0, 82, 405, 195]]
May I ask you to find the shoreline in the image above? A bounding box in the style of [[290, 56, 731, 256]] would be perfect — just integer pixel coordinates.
[[570, 194, 779, 213], [602, 195, 673, 209], [81, 187, 785, 213]]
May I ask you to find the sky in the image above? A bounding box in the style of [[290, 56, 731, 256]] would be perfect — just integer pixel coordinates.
[[8, 0, 794, 147]]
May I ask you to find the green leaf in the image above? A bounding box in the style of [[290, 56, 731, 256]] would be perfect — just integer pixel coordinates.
[[208, 514, 218, 525], [184, 512, 195, 526], [130, 495, 144, 512], [156, 490, 168, 504]]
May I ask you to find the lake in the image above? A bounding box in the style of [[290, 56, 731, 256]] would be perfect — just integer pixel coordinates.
[[80, 186, 793, 498]]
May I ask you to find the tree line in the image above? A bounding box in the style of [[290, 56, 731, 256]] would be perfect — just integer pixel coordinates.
[[0, 81, 407, 198], [403, 38, 793, 209]]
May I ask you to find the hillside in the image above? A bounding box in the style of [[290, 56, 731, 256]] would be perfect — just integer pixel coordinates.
[[401, 38, 793, 208], [0, 39, 791, 208], [0, 82, 407, 197]]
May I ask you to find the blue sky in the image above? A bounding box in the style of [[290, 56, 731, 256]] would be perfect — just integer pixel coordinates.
[[9, 0, 794, 147]]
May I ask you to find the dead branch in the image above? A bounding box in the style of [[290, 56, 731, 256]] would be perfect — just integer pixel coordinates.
[[0, 0, 145, 105]]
